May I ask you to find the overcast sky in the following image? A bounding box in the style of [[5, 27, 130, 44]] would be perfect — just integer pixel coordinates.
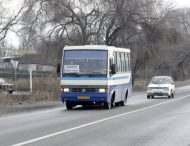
[[4, 0, 190, 48], [169, 0, 190, 8], [7, 0, 190, 9], [175, 0, 190, 8]]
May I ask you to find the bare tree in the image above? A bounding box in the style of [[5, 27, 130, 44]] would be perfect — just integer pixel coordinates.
[[19, 0, 190, 80], [0, 0, 27, 42]]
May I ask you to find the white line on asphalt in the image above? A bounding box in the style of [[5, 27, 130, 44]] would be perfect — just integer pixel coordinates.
[[11, 94, 190, 146]]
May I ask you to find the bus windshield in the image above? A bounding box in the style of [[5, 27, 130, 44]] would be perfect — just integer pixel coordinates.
[[63, 50, 107, 77]]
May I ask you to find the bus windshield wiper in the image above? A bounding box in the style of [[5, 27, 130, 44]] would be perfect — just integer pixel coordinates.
[[63, 73, 81, 77], [85, 72, 106, 76]]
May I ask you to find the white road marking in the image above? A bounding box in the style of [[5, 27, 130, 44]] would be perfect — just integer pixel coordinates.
[[11, 94, 190, 146]]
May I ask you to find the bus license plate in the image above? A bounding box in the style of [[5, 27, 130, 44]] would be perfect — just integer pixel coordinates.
[[78, 96, 90, 100]]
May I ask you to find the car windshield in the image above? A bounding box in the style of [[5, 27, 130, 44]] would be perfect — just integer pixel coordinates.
[[150, 77, 172, 84], [63, 50, 107, 77]]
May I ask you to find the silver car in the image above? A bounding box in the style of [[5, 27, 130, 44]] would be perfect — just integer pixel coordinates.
[[147, 76, 175, 99]]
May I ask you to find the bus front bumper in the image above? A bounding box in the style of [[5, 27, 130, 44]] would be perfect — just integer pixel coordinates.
[[60, 93, 109, 103]]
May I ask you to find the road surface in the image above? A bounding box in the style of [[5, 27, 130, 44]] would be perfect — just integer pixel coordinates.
[[0, 85, 190, 146]]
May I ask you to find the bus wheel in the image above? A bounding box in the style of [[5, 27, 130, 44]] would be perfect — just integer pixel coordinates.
[[121, 91, 128, 106], [104, 102, 111, 109], [104, 94, 115, 109], [66, 102, 74, 110]]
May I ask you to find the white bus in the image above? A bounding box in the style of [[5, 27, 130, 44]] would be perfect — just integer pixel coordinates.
[[57, 45, 132, 110]]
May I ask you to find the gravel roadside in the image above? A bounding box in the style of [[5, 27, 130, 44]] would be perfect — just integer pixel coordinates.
[[0, 101, 63, 117]]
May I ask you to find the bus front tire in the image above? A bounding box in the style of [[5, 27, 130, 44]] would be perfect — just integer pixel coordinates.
[[104, 93, 115, 109], [104, 102, 112, 109], [104, 94, 115, 109], [66, 102, 75, 110]]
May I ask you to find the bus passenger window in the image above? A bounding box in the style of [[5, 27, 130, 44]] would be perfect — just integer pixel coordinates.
[[121, 53, 125, 72], [125, 53, 129, 72]]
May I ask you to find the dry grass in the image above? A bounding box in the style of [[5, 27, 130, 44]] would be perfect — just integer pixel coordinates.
[[0, 76, 60, 105], [175, 80, 190, 87], [133, 80, 148, 91]]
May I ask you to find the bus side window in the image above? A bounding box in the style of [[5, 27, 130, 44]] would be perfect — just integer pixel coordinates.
[[121, 53, 125, 72], [125, 53, 128, 72], [110, 58, 113, 69], [117, 52, 121, 73], [113, 52, 117, 72], [128, 53, 131, 71]]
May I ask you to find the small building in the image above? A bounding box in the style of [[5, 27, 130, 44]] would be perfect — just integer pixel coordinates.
[[0, 48, 21, 69], [18, 54, 55, 72]]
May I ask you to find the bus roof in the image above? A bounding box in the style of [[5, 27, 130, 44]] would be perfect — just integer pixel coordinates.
[[64, 45, 130, 53]]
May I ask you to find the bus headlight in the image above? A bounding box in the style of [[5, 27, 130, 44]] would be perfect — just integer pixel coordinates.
[[60, 88, 64, 92], [99, 88, 106, 93], [63, 88, 70, 92]]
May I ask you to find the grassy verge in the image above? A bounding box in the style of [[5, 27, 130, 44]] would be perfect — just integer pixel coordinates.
[[133, 80, 148, 91], [0, 76, 60, 105]]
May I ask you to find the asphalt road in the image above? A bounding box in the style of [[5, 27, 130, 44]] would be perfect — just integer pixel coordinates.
[[1, 85, 190, 146]]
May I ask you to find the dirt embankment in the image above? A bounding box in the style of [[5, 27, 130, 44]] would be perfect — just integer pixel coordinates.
[[0, 91, 62, 116], [0, 77, 61, 116]]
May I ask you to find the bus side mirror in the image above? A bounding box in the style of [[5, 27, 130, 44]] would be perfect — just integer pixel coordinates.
[[111, 64, 116, 75], [57, 63, 61, 76]]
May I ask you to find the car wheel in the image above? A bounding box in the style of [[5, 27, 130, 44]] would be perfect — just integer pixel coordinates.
[[168, 91, 172, 98], [171, 92, 174, 98], [152, 96, 154, 99], [147, 95, 150, 99]]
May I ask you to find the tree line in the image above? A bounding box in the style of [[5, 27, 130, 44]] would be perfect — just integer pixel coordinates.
[[1, 0, 190, 80]]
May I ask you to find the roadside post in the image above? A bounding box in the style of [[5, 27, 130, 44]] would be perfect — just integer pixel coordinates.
[[29, 68, 33, 93], [11, 59, 19, 91]]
